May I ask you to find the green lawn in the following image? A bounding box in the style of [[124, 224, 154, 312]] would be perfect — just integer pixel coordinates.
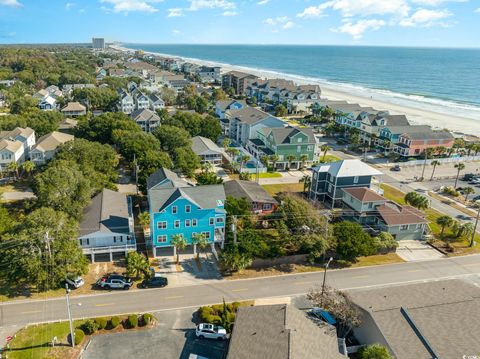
[[258, 172, 282, 178], [262, 183, 304, 196], [319, 154, 341, 163], [7, 320, 86, 359]]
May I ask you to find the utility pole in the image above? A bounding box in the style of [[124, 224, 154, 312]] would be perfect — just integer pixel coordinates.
[[232, 215, 237, 245], [133, 154, 139, 195], [470, 203, 480, 247], [65, 284, 75, 347], [320, 257, 333, 307]]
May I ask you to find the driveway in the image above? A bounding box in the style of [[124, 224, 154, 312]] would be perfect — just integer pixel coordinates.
[[396, 240, 445, 261], [82, 308, 227, 359], [1, 189, 36, 201], [154, 252, 223, 288]]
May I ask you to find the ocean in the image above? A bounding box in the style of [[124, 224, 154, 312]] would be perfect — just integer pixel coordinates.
[[123, 44, 480, 122]]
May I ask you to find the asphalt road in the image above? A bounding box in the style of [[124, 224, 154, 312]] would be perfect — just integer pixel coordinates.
[[2, 254, 480, 334]]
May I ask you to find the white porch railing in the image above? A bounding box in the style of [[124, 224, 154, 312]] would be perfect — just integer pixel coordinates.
[[82, 243, 136, 255]]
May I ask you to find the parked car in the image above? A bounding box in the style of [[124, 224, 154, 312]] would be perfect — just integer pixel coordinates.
[[469, 179, 480, 185], [96, 274, 132, 290], [472, 195, 480, 202], [65, 276, 84, 289], [390, 165, 401, 172], [463, 173, 478, 181], [195, 323, 227, 340], [140, 276, 168, 288]]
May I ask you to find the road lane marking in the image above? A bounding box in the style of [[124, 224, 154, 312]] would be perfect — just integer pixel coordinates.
[[408, 269, 423, 273], [351, 275, 369, 279], [231, 288, 248, 292], [21, 310, 41, 314], [165, 296, 184, 300], [95, 303, 115, 307]]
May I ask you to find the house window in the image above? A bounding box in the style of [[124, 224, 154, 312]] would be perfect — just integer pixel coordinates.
[[216, 217, 224, 224], [185, 219, 191, 227], [185, 205, 191, 213], [172, 206, 178, 214], [297, 138, 302, 143], [297, 145, 301, 153], [400, 224, 409, 231], [368, 202, 373, 209], [192, 219, 198, 227], [203, 231, 211, 239], [353, 176, 359, 184], [328, 184, 333, 192], [307, 145, 313, 151], [113, 236, 117, 243], [263, 203, 272, 210], [157, 235, 167, 243], [209, 218, 214, 225], [416, 223, 423, 229], [157, 221, 167, 229], [174, 220, 180, 228]]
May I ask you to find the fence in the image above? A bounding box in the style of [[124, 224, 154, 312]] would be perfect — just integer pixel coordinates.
[[391, 155, 480, 167]]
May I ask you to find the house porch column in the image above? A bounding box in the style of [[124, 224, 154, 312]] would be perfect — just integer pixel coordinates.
[[91, 253, 95, 263], [193, 244, 197, 256]]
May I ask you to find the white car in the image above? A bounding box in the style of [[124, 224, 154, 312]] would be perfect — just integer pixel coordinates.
[[65, 276, 85, 289], [195, 323, 227, 340]]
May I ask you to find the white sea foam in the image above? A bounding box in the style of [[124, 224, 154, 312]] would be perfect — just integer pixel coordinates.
[[115, 44, 480, 135]]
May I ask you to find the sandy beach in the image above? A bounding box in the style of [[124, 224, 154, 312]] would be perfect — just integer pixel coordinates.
[[113, 45, 480, 137]]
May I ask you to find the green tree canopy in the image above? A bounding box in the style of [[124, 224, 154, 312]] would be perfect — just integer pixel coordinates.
[[173, 146, 201, 177], [75, 112, 141, 144], [334, 221, 377, 262], [153, 125, 191, 152]]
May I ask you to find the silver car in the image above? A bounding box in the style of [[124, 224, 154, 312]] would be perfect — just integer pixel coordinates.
[[195, 323, 227, 340], [66, 276, 85, 289]]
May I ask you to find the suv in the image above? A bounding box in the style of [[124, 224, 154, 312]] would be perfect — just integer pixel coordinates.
[[195, 323, 227, 340], [97, 274, 132, 290], [140, 276, 168, 288], [65, 276, 84, 289]]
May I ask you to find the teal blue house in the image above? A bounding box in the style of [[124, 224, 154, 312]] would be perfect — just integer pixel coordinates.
[[147, 168, 226, 257]]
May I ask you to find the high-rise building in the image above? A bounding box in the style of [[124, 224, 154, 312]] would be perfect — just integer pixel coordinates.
[[92, 38, 105, 50]]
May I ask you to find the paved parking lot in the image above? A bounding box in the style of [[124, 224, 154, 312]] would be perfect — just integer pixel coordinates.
[[82, 308, 227, 359], [396, 240, 445, 262]]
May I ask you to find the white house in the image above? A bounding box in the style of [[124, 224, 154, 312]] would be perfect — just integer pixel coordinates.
[[191, 136, 224, 165], [61, 102, 87, 117], [148, 94, 165, 111], [134, 91, 150, 110], [38, 95, 57, 110], [197, 66, 221, 83], [118, 89, 134, 114], [78, 189, 136, 262], [215, 99, 247, 119], [30, 131, 74, 165], [0, 139, 24, 171]]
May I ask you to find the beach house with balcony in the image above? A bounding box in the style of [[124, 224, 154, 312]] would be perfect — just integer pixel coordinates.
[[118, 89, 134, 114], [215, 99, 247, 120], [248, 126, 318, 170], [130, 108, 161, 133], [29, 131, 74, 165], [224, 180, 278, 214], [61, 102, 87, 117], [78, 189, 136, 262], [392, 128, 455, 157], [222, 71, 259, 95], [191, 136, 223, 165], [309, 159, 383, 208], [147, 168, 226, 257], [0, 127, 36, 170], [341, 187, 426, 240], [225, 106, 285, 146]]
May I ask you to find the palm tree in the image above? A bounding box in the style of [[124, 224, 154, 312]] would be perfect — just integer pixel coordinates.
[[192, 233, 209, 260], [286, 155, 296, 170], [171, 234, 187, 264], [21, 160, 35, 178], [430, 160, 440, 180], [299, 154, 308, 170], [436, 215, 453, 238], [7, 162, 19, 179], [420, 148, 435, 180], [461, 223, 475, 240], [300, 175, 311, 194], [226, 147, 240, 160], [260, 155, 269, 167], [320, 145, 331, 162], [465, 143, 475, 156], [463, 187, 475, 202], [436, 146, 447, 157], [269, 154, 279, 171], [404, 192, 429, 210], [454, 163, 466, 188], [138, 212, 150, 229], [222, 138, 231, 150], [239, 155, 250, 173]]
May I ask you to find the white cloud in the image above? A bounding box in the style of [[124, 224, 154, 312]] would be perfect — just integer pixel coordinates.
[[100, 0, 163, 13], [172, 29, 181, 35], [475, 7, 480, 13], [65, 2, 75, 9], [0, 0, 22, 7], [297, 3, 333, 18], [332, 19, 385, 39], [168, 7, 183, 16], [222, 10, 238, 16], [400, 8, 452, 27], [188, 0, 235, 11], [257, 0, 270, 4], [282, 21, 295, 29], [263, 16, 289, 25], [411, 0, 467, 6]]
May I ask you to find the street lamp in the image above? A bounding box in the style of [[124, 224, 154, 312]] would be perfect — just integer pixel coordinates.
[[321, 257, 334, 307], [65, 284, 75, 347]]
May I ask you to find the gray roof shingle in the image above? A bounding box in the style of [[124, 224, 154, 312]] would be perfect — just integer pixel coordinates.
[[224, 180, 277, 205]]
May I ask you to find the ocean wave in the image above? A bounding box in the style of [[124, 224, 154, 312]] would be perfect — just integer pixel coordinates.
[[120, 44, 480, 125]]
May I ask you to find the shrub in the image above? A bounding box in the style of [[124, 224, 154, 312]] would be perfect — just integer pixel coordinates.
[[127, 314, 138, 328], [82, 319, 98, 335], [199, 306, 214, 322], [94, 317, 108, 330], [358, 344, 393, 359], [110, 316, 120, 329], [74, 328, 85, 346], [142, 313, 154, 326]]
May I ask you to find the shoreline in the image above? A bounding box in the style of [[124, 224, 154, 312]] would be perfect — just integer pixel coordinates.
[[112, 44, 480, 137]]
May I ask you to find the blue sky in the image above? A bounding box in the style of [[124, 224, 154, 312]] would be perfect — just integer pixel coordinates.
[[0, 0, 479, 47]]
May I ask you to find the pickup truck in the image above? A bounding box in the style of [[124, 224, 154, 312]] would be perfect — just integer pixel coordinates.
[[96, 274, 132, 290]]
